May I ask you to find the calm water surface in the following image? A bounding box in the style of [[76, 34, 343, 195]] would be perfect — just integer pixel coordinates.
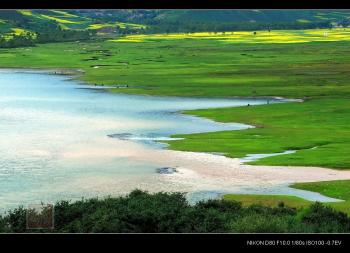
[[0, 70, 311, 211], [0, 70, 278, 211]]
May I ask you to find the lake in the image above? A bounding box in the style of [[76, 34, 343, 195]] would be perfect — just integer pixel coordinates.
[[0, 69, 342, 211]]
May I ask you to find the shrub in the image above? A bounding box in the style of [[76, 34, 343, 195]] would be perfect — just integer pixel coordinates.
[[300, 202, 350, 233], [230, 214, 296, 233]]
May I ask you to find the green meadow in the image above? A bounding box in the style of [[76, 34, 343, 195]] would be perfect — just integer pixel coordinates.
[[168, 98, 350, 169], [0, 29, 350, 171], [1, 28, 350, 216], [224, 180, 350, 215], [223, 194, 312, 209]]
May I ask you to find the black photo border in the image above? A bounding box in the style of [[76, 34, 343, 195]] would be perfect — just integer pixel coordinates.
[[0, 0, 349, 249]]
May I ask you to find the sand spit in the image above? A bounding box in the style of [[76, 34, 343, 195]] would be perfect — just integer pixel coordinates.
[[96, 141, 350, 197], [55, 136, 350, 200]]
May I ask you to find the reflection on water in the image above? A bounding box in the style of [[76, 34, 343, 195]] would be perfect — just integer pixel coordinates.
[[0, 70, 277, 211]]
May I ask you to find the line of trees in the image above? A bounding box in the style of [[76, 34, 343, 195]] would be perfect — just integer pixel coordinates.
[[36, 29, 95, 43], [144, 20, 334, 34], [0, 32, 36, 48], [0, 28, 96, 48], [1, 190, 349, 233]]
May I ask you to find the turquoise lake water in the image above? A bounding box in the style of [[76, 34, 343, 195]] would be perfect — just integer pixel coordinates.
[[0, 70, 281, 211], [0, 69, 342, 212]]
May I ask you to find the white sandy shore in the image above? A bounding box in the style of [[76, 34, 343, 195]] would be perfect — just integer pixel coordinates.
[[136, 148, 350, 190], [58, 138, 350, 201]]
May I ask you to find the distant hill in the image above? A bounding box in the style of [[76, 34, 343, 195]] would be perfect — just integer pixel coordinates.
[[0, 9, 350, 47], [0, 10, 146, 39], [73, 9, 350, 26], [46, 9, 350, 33]]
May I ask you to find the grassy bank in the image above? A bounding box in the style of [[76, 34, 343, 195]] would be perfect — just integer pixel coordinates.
[[0, 29, 350, 169], [166, 98, 350, 169], [224, 180, 350, 215], [1, 190, 350, 233], [292, 180, 350, 214], [223, 194, 312, 209]]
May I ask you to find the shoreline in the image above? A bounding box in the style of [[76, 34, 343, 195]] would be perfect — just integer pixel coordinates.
[[0, 67, 85, 75], [137, 149, 350, 202], [0, 67, 349, 205], [0, 67, 303, 102]]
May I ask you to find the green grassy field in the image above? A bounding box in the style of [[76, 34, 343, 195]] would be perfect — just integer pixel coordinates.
[[1, 31, 350, 98], [167, 98, 350, 169], [0, 29, 350, 170], [224, 180, 350, 215], [292, 180, 350, 214], [223, 194, 312, 208]]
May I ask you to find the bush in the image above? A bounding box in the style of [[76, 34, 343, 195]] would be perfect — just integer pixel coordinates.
[[230, 214, 296, 233], [300, 202, 350, 233]]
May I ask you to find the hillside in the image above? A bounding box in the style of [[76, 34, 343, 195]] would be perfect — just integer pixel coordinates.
[[1, 9, 350, 48], [0, 10, 147, 47], [0, 10, 146, 38], [74, 9, 350, 28], [1, 9, 350, 34]]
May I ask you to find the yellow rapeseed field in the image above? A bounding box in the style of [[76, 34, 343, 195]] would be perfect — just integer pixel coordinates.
[[109, 28, 350, 44]]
